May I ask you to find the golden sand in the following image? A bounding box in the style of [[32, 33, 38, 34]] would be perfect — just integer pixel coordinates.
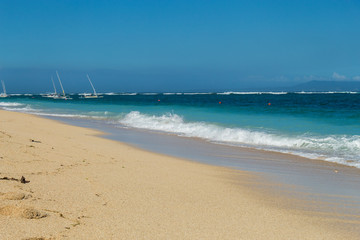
[[0, 110, 359, 239]]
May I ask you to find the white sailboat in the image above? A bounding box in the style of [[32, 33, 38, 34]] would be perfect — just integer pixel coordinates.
[[43, 77, 60, 98], [55, 71, 72, 100], [0, 80, 8, 98], [81, 74, 103, 98]]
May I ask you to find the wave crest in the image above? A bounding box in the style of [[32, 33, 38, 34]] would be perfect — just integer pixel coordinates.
[[0, 102, 24, 107], [119, 111, 360, 166]]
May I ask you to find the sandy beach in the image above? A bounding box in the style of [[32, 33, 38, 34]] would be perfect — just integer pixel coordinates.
[[0, 109, 359, 239]]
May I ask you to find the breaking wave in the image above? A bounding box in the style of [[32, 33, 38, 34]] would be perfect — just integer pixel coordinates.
[[0, 102, 24, 107], [218, 92, 288, 95], [118, 111, 360, 167]]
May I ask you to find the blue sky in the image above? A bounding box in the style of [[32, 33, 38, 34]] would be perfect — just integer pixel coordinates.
[[1, 0, 360, 93]]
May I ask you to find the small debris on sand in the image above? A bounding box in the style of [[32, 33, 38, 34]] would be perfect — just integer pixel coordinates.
[[20, 176, 28, 183], [0, 176, 30, 184]]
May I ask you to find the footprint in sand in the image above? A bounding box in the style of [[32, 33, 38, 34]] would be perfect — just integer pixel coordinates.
[[0, 205, 47, 219], [1, 192, 31, 200], [22, 237, 52, 240]]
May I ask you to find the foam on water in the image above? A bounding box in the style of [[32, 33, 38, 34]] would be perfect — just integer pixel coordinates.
[[218, 91, 288, 95], [0, 102, 106, 120], [294, 91, 359, 94], [34, 112, 105, 119], [163, 93, 183, 95], [118, 111, 360, 167], [0, 102, 24, 107], [2, 106, 36, 112], [183, 92, 213, 95]]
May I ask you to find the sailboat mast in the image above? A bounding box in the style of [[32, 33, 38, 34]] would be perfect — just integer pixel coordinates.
[[86, 74, 97, 96], [51, 77, 57, 94], [56, 71, 66, 97], [1, 80, 6, 95]]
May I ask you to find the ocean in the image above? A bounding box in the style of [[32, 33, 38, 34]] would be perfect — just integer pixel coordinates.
[[1, 92, 360, 168]]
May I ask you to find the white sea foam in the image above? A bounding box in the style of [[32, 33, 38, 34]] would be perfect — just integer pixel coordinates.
[[30, 111, 106, 119], [2, 103, 105, 120], [294, 91, 359, 94], [101, 92, 139, 96], [8, 94, 35, 96], [2, 106, 36, 112], [163, 93, 183, 95], [34, 112, 95, 118], [218, 92, 288, 95], [0, 102, 24, 107], [140, 93, 159, 95], [183, 92, 214, 95], [118, 111, 360, 167]]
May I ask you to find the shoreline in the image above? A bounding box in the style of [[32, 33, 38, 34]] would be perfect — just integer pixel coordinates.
[[1, 95, 359, 170], [1, 110, 360, 239], [56, 116, 360, 171], [56, 116, 360, 204]]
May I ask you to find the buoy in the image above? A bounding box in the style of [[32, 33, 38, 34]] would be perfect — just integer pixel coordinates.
[[268, 102, 271, 106], [158, 99, 160, 102], [219, 101, 222, 104]]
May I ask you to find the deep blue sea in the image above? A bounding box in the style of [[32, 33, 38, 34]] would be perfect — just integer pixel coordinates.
[[1, 92, 360, 168]]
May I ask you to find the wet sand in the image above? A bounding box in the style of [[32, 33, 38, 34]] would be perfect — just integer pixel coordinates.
[[59, 117, 360, 218], [0, 110, 359, 239]]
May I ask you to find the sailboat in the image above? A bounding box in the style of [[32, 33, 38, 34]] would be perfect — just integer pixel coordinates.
[[55, 71, 72, 100], [0, 80, 8, 98], [43, 77, 60, 98], [81, 74, 103, 98]]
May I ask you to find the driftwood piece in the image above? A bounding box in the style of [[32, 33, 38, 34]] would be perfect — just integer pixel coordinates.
[[0, 176, 30, 184]]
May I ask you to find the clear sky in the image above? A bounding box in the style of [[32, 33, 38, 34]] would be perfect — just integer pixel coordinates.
[[1, 0, 360, 93]]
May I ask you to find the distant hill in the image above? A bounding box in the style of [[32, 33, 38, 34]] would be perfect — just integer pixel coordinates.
[[286, 80, 360, 92]]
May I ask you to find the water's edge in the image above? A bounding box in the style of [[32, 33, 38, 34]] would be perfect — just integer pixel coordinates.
[[52, 116, 360, 200]]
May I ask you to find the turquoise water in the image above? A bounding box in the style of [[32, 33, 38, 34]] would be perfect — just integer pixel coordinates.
[[1, 92, 360, 167]]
